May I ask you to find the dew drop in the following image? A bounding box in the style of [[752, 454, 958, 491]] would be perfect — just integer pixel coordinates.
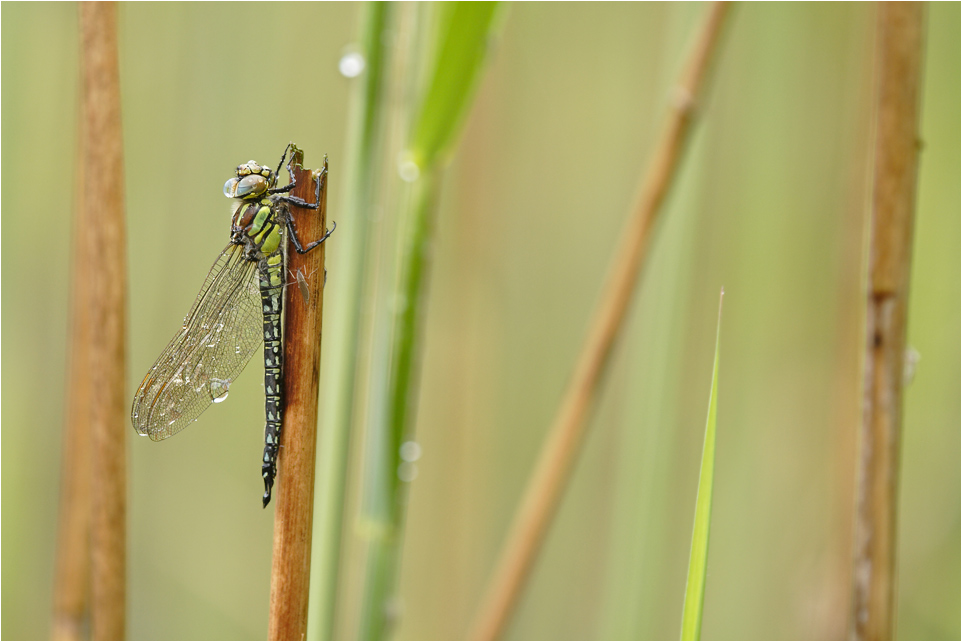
[[903, 347, 921, 386], [210, 378, 231, 403], [399, 441, 421, 463], [398, 155, 420, 183], [339, 50, 366, 78], [384, 596, 404, 624], [397, 462, 418, 482]]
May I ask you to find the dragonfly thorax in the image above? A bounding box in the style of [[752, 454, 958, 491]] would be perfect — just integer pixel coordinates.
[[223, 160, 277, 200]]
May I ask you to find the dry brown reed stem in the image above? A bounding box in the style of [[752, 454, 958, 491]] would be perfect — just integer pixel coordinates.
[[268, 153, 329, 641], [851, 3, 924, 639], [53, 129, 94, 642], [79, 2, 128, 639], [467, 3, 731, 639]]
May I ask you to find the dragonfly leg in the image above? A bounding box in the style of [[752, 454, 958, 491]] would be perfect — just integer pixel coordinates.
[[275, 164, 326, 208], [288, 218, 336, 255], [267, 142, 301, 195], [269, 183, 295, 195], [274, 142, 294, 179]]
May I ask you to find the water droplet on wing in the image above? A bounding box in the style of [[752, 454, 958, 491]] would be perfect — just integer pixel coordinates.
[[210, 378, 231, 403]]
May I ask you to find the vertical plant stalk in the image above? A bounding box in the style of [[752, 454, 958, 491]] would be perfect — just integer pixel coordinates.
[[79, 3, 128, 639], [269, 152, 329, 641], [53, 130, 93, 642], [310, 5, 391, 639], [356, 171, 438, 641], [357, 4, 504, 639], [851, 3, 925, 639], [467, 4, 731, 639]]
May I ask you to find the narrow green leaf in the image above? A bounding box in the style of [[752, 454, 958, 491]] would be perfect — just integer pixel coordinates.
[[680, 289, 724, 641], [406, 1, 504, 169]]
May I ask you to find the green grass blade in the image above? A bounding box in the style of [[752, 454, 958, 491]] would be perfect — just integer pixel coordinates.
[[680, 289, 724, 641], [309, 4, 392, 639], [406, 2, 505, 169]]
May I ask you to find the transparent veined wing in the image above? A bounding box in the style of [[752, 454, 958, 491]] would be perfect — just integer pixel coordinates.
[[131, 243, 265, 440]]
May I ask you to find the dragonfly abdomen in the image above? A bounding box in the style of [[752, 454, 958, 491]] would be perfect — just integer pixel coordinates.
[[258, 254, 285, 507]]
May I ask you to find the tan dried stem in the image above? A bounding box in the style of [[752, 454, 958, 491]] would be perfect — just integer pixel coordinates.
[[851, 3, 925, 639], [467, 3, 731, 639], [53, 119, 93, 642], [268, 152, 330, 641], [79, 2, 128, 639]]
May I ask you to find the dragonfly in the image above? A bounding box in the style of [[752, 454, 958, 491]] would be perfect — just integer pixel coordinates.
[[131, 143, 333, 507]]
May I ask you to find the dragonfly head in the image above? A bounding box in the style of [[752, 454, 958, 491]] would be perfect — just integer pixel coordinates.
[[223, 160, 277, 200]]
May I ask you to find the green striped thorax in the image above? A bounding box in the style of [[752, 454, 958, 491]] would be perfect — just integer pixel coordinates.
[[224, 160, 283, 258]]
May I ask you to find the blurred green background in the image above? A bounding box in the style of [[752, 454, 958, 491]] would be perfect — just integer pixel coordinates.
[[2, 2, 958, 639]]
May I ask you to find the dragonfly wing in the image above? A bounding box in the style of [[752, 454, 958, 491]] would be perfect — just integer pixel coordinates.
[[131, 243, 264, 440]]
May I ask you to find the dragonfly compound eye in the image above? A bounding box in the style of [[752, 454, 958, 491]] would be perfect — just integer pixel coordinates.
[[233, 174, 268, 198]]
